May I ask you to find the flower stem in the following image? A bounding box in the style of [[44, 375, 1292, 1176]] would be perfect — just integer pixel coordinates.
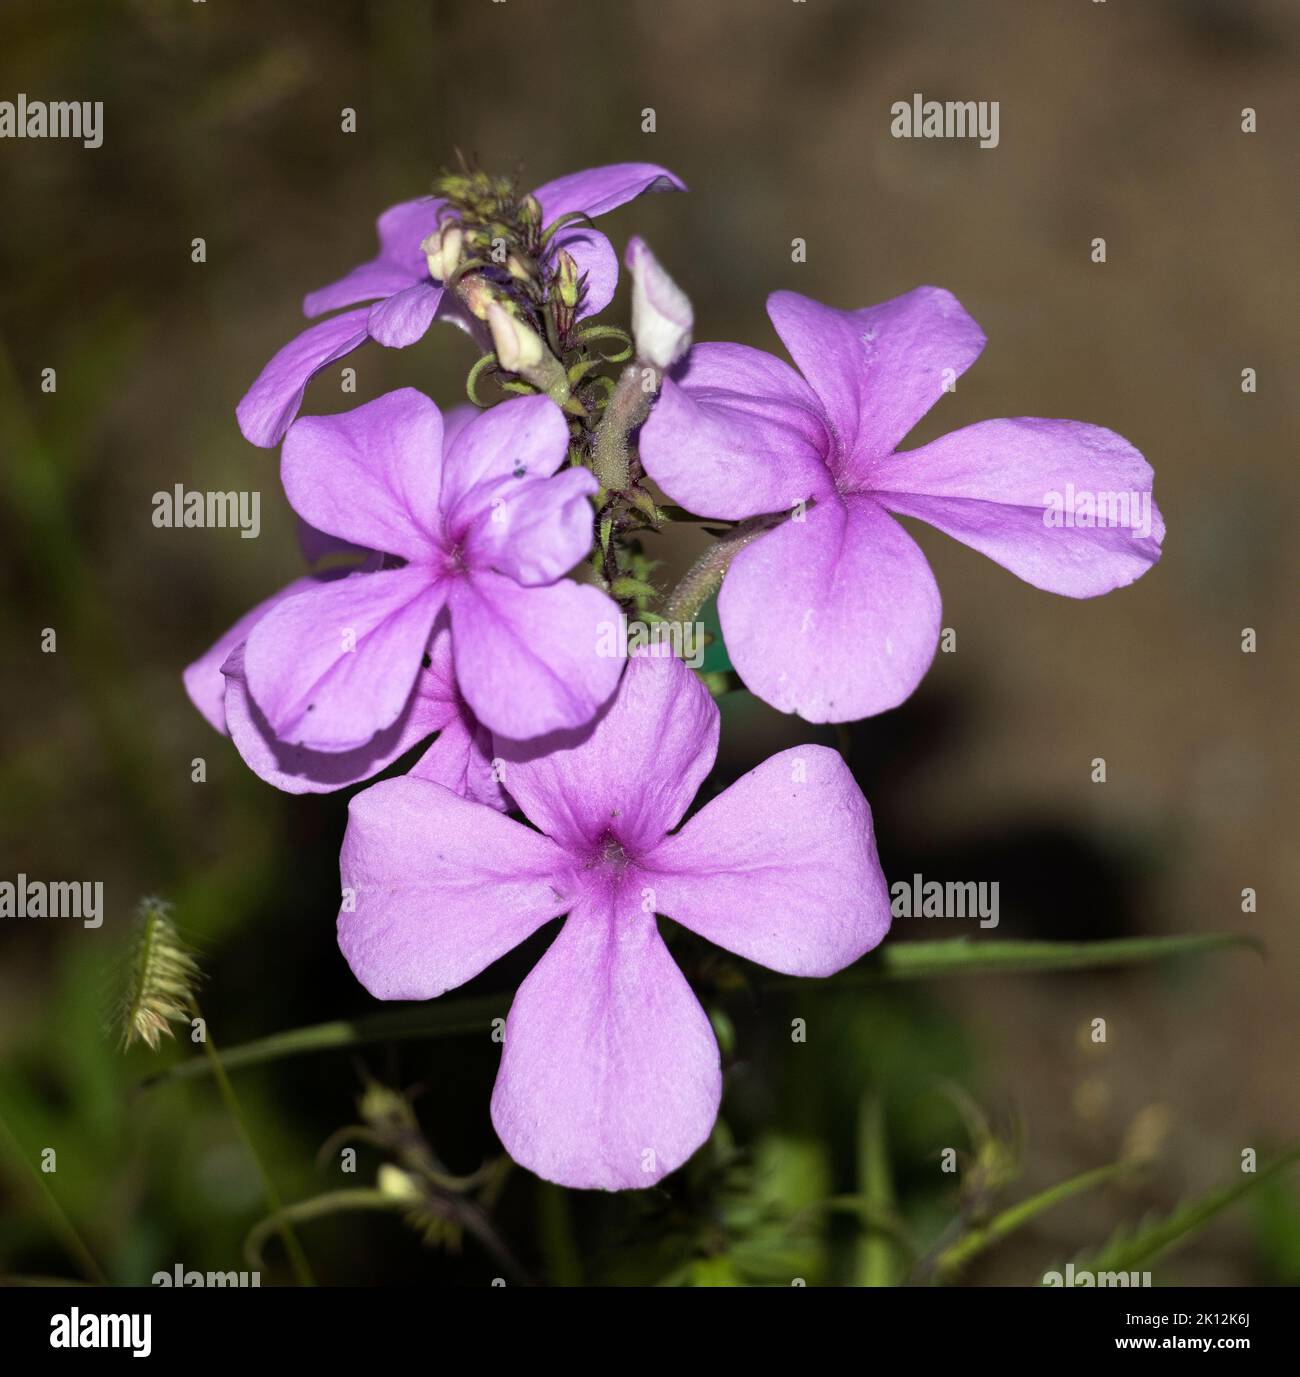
[[140, 934, 1257, 1092], [244, 1189, 395, 1273], [855, 1090, 901, 1286], [245, 1186, 531, 1285], [661, 516, 776, 623], [934, 1160, 1132, 1279], [520, 350, 573, 408], [0, 1111, 108, 1284], [592, 363, 657, 493], [193, 999, 316, 1286]]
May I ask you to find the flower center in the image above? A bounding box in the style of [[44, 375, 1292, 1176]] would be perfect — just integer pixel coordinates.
[[597, 830, 630, 870], [443, 542, 468, 575]]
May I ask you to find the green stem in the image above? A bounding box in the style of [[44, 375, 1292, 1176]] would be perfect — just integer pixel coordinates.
[[1075, 1143, 1300, 1276], [936, 1160, 1133, 1279], [141, 935, 1255, 1090], [245, 1190, 397, 1273], [771, 932, 1262, 987], [194, 1001, 315, 1286], [856, 1090, 901, 1286], [661, 516, 779, 623], [538, 1181, 583, 1286], [520, 349, 573, 407], [143, 995, 504, 1088], [592, 364, 656, 492], [0, 1112, 107, 1284], [244, 1185, 529, 1284]]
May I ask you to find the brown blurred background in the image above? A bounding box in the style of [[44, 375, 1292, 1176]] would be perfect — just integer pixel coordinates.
[[1, 0, 1296, 1284]]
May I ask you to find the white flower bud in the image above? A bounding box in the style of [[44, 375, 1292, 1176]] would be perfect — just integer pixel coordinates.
[[421, 222, 463, 282], [487, 302, 545, 372], [624, 235, 693, 369], [376, 1165, 422, 1201], [459, 274, 495, 321]]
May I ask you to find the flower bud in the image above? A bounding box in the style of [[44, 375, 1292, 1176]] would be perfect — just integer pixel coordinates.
[[553, 250, 582, 310], [376, 1165, 422, 1201], [459, 273, 497, 321], [421, 222, 463, 282], [487, 302, 545, 372], [624, 235, 693, 369]]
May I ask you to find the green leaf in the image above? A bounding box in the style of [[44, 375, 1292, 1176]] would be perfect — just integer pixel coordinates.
[[141, 934, 1255, 1089], [1056, 1143, 1300, 1278], [773, 932, 1261, 989], [609, 576, 658, 601], [140, 995, 506, 1089], [937, 1160, 1135, 1279]]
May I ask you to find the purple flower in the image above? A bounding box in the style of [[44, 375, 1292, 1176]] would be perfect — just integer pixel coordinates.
[[236, 163, 686, 448], [337, 652, 892, 1190], [190, 389, 622, 769], [228, 633, 507, 806], [639, 288, 1165, 722], [184, 540, 506, 804]]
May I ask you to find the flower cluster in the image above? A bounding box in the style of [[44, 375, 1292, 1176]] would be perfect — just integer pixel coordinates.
[[187, 161, 1163, 1190]]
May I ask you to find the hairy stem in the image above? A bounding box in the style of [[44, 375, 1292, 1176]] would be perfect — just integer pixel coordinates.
[[592, 363, 657, 492], [661, 515, 778, 623]]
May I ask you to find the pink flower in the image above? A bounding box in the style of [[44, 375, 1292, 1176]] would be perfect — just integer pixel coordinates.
[[640, 288, 1164, 722], [337, 652, 892, 1189], [236, 164, 686, 448], [186, 390, 623, 780]]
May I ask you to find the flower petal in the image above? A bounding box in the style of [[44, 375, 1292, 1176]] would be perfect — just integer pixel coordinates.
[[494, 651, 718, 855], [531, 162, 686, 223], [439, 394, 570, 524], [718, 494, 941, 722], [409, 711, 510, 812], [296, 517, 369, 569], [404, 620, 508, 808], [461, 467, 598, 587], [640, 342, 834, 520], [182, 576, 324, 733], [337, 776, 570, 1000], [490, 889, 720, 1191], [625, 234, 693, 369], [243, 567, 445, 750], [367, 280, 445, 348], [235, 308, 372, 449], [440, 402, 477, 452], [872, 418, 1165, 596], [281, 388, 445, 561], [222, 644, 455, 795], [643, 745, 892, 975], [302, 260, 418, 318], [303, 196, 443, 317], [767, 287, 986, 479], [448, 571, 622, 740], [531, 163, 684, 324]]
